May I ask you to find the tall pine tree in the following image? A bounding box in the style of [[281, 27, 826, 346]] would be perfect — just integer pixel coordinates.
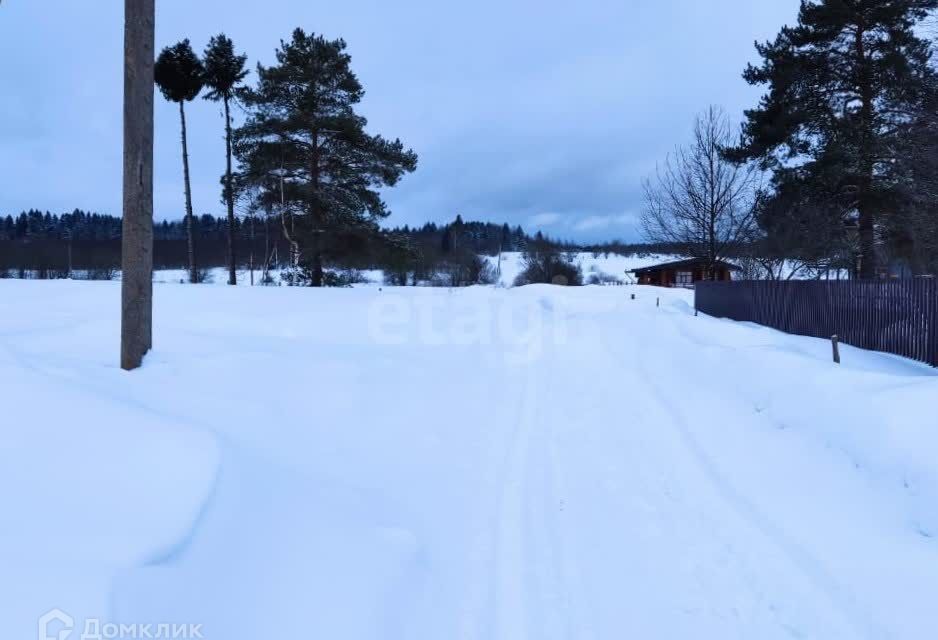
[[203, 34, 249, 286], [727, 0, 937, 278], [155, 39, 204, 284], [233, 29, 417, 286], [890, 86, 938, 273]]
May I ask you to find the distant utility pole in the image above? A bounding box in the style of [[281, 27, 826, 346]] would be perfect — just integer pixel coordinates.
[[121, 0, 155, 370]]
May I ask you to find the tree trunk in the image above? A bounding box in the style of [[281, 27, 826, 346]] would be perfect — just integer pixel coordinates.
[[249, 209, 255, 286], [708, 213, 717, 280], [857, 201, 876, 279], [311, 249, 324, 286], [855, 23, 877, 280], [263, 203, 271, 283], [280, 207, 300, 274], [121, 0, 155, 371], [179, 101, 197, 284], [310, 127, 323, 287], [224, 96, 237, 285]]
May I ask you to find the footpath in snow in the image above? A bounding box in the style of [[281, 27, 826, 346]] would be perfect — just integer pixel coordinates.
[[2, 280, 937, 639]]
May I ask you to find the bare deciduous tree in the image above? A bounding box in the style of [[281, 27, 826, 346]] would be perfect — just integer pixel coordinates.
[[121, 0, 155, 370], [642, 106, 759, 278]]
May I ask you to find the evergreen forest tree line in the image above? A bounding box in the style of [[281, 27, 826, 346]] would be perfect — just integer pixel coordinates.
[[0, 208, 593, 283]]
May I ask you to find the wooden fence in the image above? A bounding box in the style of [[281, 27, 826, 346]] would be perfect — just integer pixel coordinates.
[[694, 280, 938, 367]]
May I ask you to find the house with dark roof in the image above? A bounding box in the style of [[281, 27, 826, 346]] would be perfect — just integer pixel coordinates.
[[631, 258, 741, 288]]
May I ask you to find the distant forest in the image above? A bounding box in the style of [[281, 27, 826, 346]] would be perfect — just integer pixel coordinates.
[[0, 208, 666, 283]]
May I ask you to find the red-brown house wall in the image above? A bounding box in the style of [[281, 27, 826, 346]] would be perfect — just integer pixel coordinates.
[[636, 266, 733, 285]]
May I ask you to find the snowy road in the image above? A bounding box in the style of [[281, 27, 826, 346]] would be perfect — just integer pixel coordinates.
[[3, 281, 937, 639]]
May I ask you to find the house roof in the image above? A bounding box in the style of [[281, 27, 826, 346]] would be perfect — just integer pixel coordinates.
[[630, 258, 742, 275]]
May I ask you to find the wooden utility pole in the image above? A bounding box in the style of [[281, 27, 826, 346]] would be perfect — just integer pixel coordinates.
[[121, 0, 155, 370], [180, 101, 198, 284]]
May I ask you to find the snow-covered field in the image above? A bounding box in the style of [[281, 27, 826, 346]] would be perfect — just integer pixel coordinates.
[[490, 251, 677, 287], [2, 279, 937, 639], [147, 251, 679, 287], [12, 251, 847, 288]]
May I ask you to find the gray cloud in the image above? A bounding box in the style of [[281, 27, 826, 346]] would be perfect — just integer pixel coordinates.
[[0, 0, 800, 242]]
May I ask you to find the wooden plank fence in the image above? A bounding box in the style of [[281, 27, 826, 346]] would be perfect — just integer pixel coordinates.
[[694, 280, 938, 367]]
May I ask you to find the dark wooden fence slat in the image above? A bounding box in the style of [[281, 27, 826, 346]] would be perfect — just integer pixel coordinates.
[[695, 280, 938, 368]]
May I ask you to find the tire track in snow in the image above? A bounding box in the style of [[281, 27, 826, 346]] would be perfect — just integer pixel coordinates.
[[454, 294, 552, 640], [484, 294, 593, 640], [490, 295, 564, 640], [535, 368, 599, 640], [516, 305, 598, 640], [490, 359, 537, 640]]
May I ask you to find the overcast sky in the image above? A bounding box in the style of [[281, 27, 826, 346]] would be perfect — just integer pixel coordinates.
[[0, 0, 800, 242]]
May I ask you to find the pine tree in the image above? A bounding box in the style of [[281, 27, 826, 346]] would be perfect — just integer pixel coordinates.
[[451, 214, 464, 253], [155, 39, 204, 284], [203, 34, 249, 286], [728, 0, 937, 279], [441, 226, 453, 254], [889, 86, 938, 274], [500, 223, 511, 252], [234, 29, 417, 286]]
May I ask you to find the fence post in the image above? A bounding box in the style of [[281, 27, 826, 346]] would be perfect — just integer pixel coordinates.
[[832, 335, 840, 364]]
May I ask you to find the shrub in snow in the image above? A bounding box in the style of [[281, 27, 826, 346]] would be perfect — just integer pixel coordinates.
[[514, 248, 583, 287], [433, 253, 497, 287], [194, 267, 214, 284], [281, 262, 369, 287], [327, 269, 369, 287], [587, 271, 621, 286]]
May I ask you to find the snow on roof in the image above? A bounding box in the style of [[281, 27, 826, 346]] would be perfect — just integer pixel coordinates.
[[630, 258, 742, 274]]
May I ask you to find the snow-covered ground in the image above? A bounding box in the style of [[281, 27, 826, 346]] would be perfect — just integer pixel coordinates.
[[2, 279, 937, 639], [150, 267, 384, 286], [148, 252, 667, 288], [35, 251, 676, 288]]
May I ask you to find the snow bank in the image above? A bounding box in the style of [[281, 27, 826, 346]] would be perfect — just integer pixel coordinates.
[[685, 293, 938, 536], [0, 281, 220, 638]]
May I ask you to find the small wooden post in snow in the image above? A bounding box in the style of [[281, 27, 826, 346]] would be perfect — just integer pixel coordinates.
[[832, 335, 841, 364]]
